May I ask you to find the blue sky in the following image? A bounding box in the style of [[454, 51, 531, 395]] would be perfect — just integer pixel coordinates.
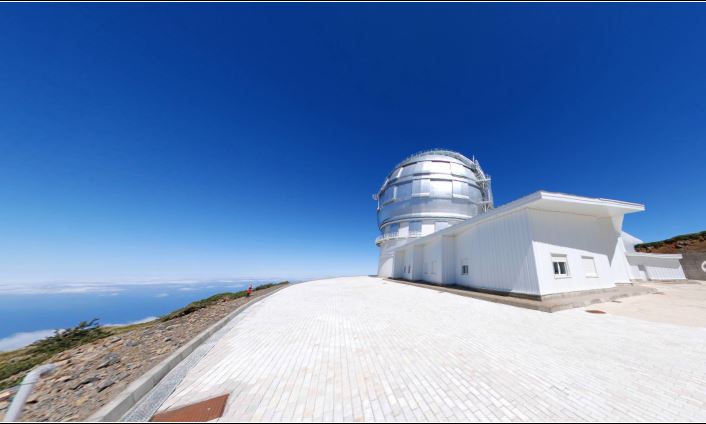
[[0, 3, 704, 284]]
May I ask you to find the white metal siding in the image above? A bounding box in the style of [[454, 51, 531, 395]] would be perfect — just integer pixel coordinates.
[[528, 209, 618, 295], [627, 255, 687, 281], [645, 263, 686, 280], [453, 209, 539, 295], [421, 239, 444, 284], [628, 263, 647, 281], [378, 255, 393, 278]]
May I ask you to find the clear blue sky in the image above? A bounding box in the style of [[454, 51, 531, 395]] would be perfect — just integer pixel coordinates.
[[1, 3, 704, 284]]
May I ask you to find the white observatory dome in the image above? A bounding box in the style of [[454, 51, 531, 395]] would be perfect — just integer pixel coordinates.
[[374, 149, 493, 245]]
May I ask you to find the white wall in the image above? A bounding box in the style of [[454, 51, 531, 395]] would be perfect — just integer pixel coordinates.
[[627, 255, 686, 280], [412, 245, 424, 281], [621, 231, 643, 252], [377, 240, 405, 278], [628, 263, 647, 281], [393, 250, 406, 278], [421, 221, 436, 236], [384, 203, 650, 296], [453, 208, 539, 295], [421, 238, 444, 284], [528, 209, 620, 295], [378, 254, 394, 278], [441, 235, 456, 284]]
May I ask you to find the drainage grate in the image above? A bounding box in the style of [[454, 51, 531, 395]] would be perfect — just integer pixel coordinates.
[[585, 310, 606, 314], [150, 394, 229, 422]]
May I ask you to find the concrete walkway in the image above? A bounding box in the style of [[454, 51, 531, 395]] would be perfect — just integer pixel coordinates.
[[155, 276, 706, 422], [589, 280, 706, 327]]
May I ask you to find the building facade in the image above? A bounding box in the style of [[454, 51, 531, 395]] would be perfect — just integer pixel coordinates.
[[375, 150, 686, 298]]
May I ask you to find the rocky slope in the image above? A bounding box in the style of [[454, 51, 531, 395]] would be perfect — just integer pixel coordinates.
[[0, 284, 286, 422], [635, 230, 706, 254]]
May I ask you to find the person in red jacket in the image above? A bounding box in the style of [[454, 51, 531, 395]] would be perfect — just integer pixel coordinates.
[[247, 282, 253, 298]]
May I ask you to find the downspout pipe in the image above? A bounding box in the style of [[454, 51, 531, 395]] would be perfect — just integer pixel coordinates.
[[3, 363, 56, 422]]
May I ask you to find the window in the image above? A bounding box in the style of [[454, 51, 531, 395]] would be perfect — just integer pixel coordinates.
[[381, 187, 394, 204], [386, 223, 399, 235], [430, 180, 452, 198], [400, 163, 420, 177], [452, 180, 470, 198], [582, 256, 598, 278], [412, 179, 430, 195], [552, 254, 570, 277], [461, 265, 469, 275], [395, 182, 412, 200], [408, 220, 422, 234], [426, 161, 450, 174], [450, 162, 467, 176]]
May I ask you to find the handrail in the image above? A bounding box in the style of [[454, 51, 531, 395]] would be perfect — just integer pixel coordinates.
[[4, 363, 56, 422], [375, 231, 425, 245]]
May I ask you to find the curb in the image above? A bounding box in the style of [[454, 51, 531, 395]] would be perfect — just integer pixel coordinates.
[[87, 285, 289, 422], [384, 278, 656, 313]]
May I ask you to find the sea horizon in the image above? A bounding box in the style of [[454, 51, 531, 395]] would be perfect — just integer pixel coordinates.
[[0, 278, 293, 352]]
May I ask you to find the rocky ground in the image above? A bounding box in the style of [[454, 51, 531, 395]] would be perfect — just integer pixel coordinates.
[[0, 284, 285, 422], [636, 231, 706, 253]]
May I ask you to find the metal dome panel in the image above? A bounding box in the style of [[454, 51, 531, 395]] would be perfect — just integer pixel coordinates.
[[374, 150, 493, 244]]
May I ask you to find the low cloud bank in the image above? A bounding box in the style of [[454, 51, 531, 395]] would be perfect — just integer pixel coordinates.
[[0, 329, 58, 352]]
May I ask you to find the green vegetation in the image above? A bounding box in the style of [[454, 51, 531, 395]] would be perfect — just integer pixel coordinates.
[[0, 319, 109, 390], [160, 281, 288, 322], [635, 230, 706, 250]]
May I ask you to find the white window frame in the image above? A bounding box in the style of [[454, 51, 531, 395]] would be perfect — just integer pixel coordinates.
[[582, 256, 598, 278], [551, 254, 570, 278]]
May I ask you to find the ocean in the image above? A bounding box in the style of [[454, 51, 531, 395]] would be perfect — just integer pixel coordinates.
[[0, 279, 283, 351]]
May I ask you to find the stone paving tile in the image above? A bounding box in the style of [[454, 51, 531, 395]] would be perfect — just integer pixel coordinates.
[[156, 276, 706, 422]]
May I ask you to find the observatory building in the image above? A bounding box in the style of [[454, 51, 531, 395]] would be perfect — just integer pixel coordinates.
[[374, 149, 686, 298]]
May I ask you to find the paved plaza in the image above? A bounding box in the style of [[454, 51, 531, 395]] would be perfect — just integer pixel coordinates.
[[156, 276, 706, 422]]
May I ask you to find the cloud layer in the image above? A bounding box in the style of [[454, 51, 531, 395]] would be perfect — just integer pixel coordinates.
[[0, 329, 57, 352]]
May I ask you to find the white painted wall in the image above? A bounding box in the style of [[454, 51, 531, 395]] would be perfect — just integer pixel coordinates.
[[621, 231, 643, 252], [441, 235, 456, 284], [452, 208, 539, 295], [412, 245, 424, 281], [627, 255, 686, 280], [528, 209, 620, 295], [421, 238, 444, 284], [421, 221, 436, 236], [380, 195, 667, 296], [628, 263, 647, 281], [378, 254, 393, 278], [646, 261, 686, 280]]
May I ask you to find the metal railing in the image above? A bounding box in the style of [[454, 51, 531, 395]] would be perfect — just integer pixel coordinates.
[[375, 231, 425, 246]]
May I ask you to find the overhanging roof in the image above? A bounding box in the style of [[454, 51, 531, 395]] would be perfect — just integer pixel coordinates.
[[625, 252, 683, 260], [526, 191, 644, 217], [389, 191, 645, 251]]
